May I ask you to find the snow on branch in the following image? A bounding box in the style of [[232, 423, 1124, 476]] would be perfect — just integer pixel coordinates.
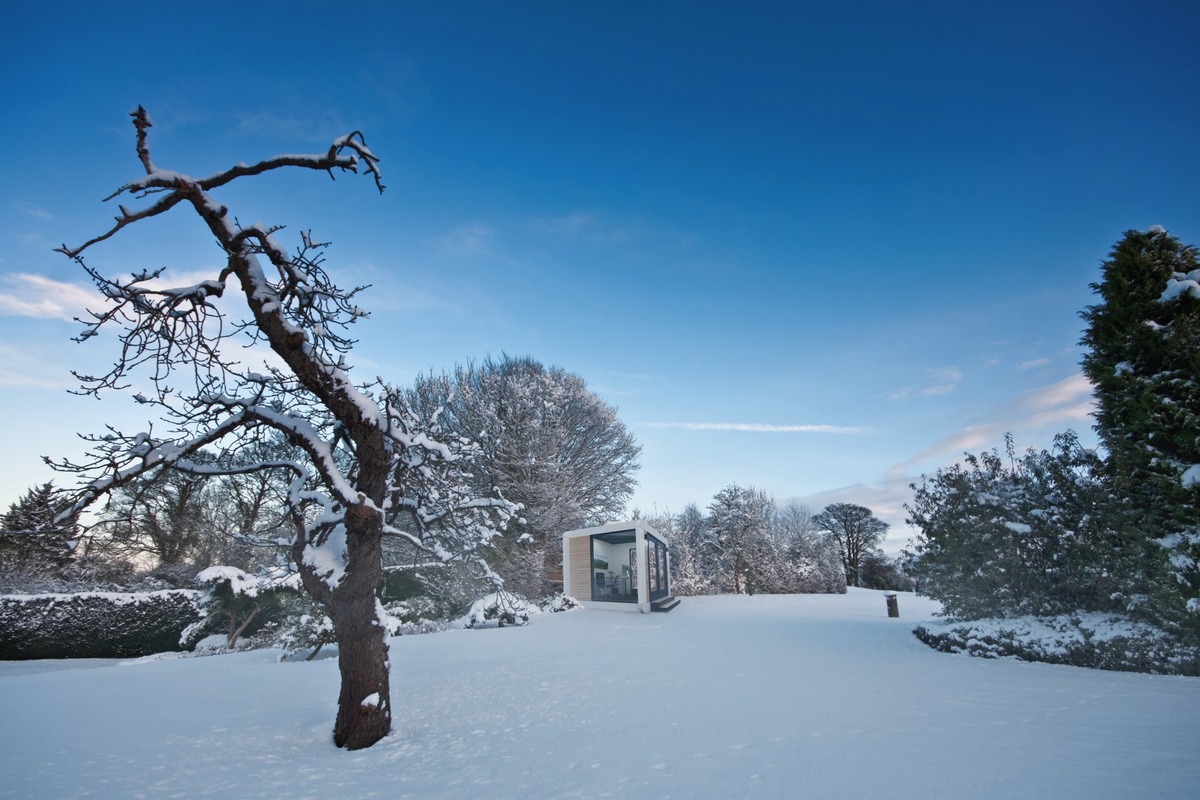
[[57, 106, 383, 262], [53, 106, 429, 750]]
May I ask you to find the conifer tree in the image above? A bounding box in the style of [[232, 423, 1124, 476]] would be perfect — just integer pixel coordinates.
[[1080, 227, 1200, 627], [0, 483, 77, 575]]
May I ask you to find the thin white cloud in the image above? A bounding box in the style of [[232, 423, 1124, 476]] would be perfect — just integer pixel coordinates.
[[532, 212, 597, 236], [440, 224, 496, 257], [891, 366, 961, 401], [643, 422, 873, 434], [0, 344, 71, 389], [235, 110, 350, 143], [530, 211, 632, 244], [1019, 358, 1051, 371], [0, 274, 95, 321], [888, 372, 1097, 480], [12, 202, 53, 221]]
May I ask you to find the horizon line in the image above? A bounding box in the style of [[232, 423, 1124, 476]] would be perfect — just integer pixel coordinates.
[[642, 422, 874, 434]]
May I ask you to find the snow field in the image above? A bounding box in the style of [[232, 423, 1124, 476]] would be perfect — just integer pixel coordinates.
[[1, 589, 1198, 798]]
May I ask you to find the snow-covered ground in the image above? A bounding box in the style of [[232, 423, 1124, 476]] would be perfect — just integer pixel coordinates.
[[2, 589, 1198, 799]]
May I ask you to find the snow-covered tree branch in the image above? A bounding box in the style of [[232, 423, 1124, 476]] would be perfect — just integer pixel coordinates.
[[52, 108, 513, 750]]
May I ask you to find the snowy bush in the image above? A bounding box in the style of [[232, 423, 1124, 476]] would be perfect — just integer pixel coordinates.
[[180, 566, 288, 651], [383, 595, 440, 624], [905, 433, 1141, 620], [914, 613, 1200, 676], [463, 591, 534, 628], [0, 590, 201, 659], [274, 592, 337, 661], [540, 593, 581, 613]]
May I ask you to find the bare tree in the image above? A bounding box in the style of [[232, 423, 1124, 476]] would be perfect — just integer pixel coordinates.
[[813, 503, 889, 587], [405, 355, 641, 596], [95, 464, 220, 569], [54, 108, 514, 749]]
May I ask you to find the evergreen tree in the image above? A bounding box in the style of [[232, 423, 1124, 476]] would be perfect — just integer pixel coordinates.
[[1080, 227, 1200, 628], [665, 503, 714, 595], [0, 483, 77, 580]]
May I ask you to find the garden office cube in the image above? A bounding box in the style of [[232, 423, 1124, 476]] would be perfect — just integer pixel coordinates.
[[562, 521, 678, 613]]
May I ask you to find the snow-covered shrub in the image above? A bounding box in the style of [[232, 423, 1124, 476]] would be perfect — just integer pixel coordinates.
[[383, 595, 439, 624], [463, 591, 534, 628], [905, 432, 1140, 620], [0, 590, 201, 659], [274, 591, 336, 661], [181, 566, 287, 651], [914, 614, 1200, 676], [540, 593, 581, 613]]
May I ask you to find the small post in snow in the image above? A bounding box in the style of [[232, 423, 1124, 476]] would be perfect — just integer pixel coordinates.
[[885, 591, 899, 618]]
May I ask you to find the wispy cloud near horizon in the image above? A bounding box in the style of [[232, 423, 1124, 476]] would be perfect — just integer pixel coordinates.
[[890, 366, 962, 401], [886, 372, 1097, 481], [643, 422, 873, 434], [0, 274, 94, 321]]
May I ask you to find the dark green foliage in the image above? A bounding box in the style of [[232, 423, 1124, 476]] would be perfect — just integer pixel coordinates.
[[183, 568, 289, 650], [1080, 227, 1200, 630], [905, 433, 1145, 620], [1080, 228, 1200, 529], [914, 616, 1200, 676], [858, 551, 916, 592], [380, 568, 425, 603], [0, 590, 201, 660], [0, 483, 78, 579]]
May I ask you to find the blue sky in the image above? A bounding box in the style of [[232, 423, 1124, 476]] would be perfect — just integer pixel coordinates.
[[2, 1, 1198, 547]]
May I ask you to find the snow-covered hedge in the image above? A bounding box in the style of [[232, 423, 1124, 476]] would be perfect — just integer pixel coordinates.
[[914, 614, 1200, 676], [0, 590, 201, 660]]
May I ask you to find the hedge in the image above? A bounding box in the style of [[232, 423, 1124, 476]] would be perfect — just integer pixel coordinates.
[[914, 613, 1200, 676], [0, 590, 202, 660]]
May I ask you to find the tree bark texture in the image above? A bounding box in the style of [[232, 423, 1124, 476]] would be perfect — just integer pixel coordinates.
[[329, 502, 390, 749]]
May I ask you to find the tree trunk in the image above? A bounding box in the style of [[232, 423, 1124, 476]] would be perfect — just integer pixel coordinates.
[[328, 502, 391, 750]]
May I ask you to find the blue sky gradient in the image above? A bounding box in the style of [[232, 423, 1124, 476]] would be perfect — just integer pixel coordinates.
[[2, 1, 1198, 545]]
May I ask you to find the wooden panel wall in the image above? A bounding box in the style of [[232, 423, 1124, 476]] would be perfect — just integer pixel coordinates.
[[567, 536, 592, 601]]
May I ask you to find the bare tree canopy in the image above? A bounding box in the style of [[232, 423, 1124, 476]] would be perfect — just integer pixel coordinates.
[[404, 355, 640, 596], [53, 108, 514, 750], [813, 502, 889, 587]]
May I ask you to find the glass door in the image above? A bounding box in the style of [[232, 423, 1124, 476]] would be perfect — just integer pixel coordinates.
[[647, 534, 669, 601]]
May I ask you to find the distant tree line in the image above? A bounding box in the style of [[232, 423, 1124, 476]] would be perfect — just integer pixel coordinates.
[[0, 355, 640, 616], [641, 487, 908, 596]]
